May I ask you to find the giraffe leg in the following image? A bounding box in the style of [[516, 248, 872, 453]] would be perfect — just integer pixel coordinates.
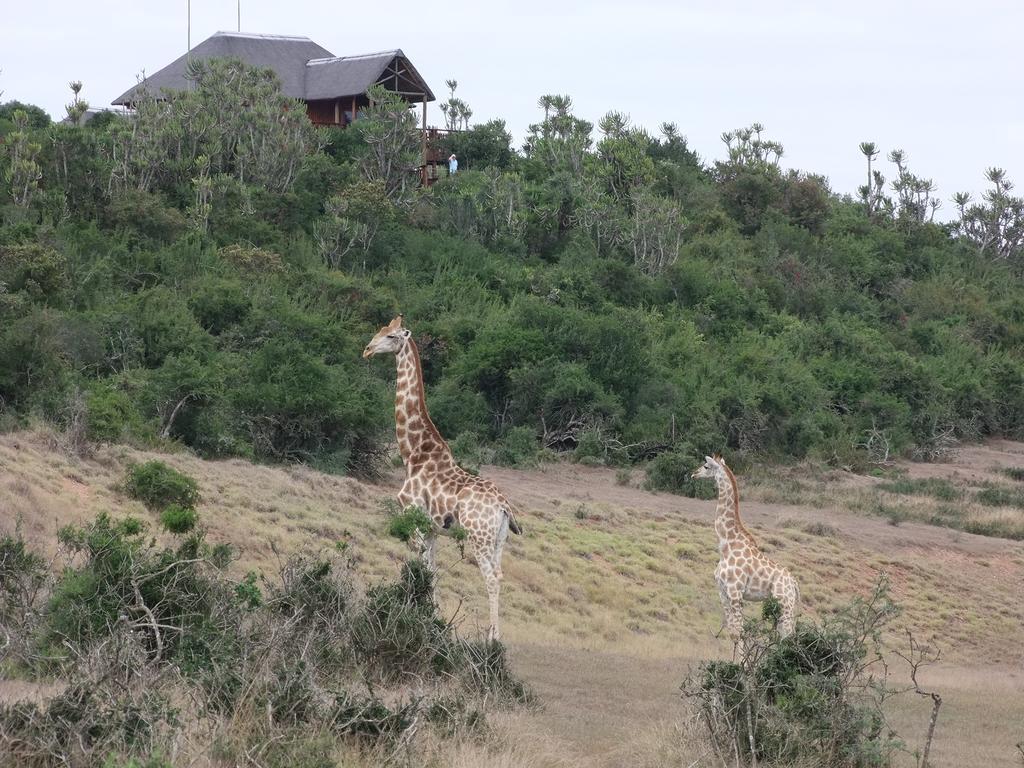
[[492, 512, 510, 580], [718, 586, 745, 658], [774, 575, 799, 638], [413, 527, 438, 576], [473, 539, 501, 642]]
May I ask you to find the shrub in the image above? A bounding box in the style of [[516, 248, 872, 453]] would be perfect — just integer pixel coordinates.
[[125, 461, 200, 511], [494, 426, 539, 467], [42, 513, 234, 666], [1003, 467, 1024, 482], [0, 527, 48, 664], [878, 476, 961, 501], [456, 639, 533, 704], [159, 504, 198, 534], [385, 505, 433, 543], [975, 486, 1024, 509], [103, 191, 188, 243], [682, 578, 936, 768], [2, 510, 533, 765], [85, 385, 141, 443], [351, 559, 450, 682], [645, 449, 716, 498], [0, 678, 179, 767]]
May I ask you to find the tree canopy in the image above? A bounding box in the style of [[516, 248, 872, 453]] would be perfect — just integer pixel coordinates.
[[2, 61, 1023, 480]]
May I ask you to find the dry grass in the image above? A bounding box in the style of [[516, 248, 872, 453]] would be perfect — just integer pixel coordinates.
[[3, 430, 1024, 766]]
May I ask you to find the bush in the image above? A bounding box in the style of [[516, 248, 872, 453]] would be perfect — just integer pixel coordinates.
[[41, 512, 233, 666], [682, 578, 937, 768], [85, 385, 141, 443], [2, 508, 533, 765], [645, 449, 717, 498], [0, 527, 48, 664], [385, 504, 433, 543], [159, 504, 198, 534], [0, 678, 179, 767], [124, 461, 200, 511], [494, 426, 539, 467], [975, 486, 1024, 509], [1003, 467, 1024, 482], [878, 476, 961, 501], [351, 559, 449, 682]]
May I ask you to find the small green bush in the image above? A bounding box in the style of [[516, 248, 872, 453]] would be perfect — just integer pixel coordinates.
[[975, 486, 1024, 509], [1002, 467, 1024, 482], [878, 477, 961, 501], [449, 430, 493, 470], [386, 505, 433, 543], [85, 385, 140, 443], [573, 428, 605, 463], [494, 426, 539, 467], [352, 559, 448, 681], [125, 461, 200, 511], [684, 579, 913, 768], [159, 504, 198, 534], [645, 449, 716, 498]]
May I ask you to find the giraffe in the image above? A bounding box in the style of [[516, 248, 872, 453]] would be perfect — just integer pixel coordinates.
[[363, 315, 522, 641], [692, 455, 799, 646]]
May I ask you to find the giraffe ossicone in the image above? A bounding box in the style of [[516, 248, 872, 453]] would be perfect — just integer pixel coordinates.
[[364, 315, 522, 642], [692, 454, 800, 647]]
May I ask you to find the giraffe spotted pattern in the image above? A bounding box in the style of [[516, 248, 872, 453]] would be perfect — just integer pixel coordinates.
[[692, 455, 800, 645], [364, 315, 522, 641]]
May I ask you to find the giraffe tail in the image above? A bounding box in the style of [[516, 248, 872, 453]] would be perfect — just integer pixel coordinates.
[[506, 507, 523, 535]]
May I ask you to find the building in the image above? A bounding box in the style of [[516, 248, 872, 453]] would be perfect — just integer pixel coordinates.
[[112, 31, 444, 181], [112, 31, 434, 127]]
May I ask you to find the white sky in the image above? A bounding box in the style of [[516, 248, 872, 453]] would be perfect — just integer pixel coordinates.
[[3, 0, 1022, 212]]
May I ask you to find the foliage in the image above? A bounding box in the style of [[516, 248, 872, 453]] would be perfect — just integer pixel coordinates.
[[159, 504, 198, 534], [1, 512, 531, 764], [646, 449, 717, 498], [385, 504, 434, 543], [442, 119, 516, 170], [951, 167, 1024, 262], [2, 67, 1024, 488], [104, 58, 317, 196], [355, 84, 421, 203], [682, 578, 940, 767], [0, 527, 48, 664], [124, 461, 200, 511]]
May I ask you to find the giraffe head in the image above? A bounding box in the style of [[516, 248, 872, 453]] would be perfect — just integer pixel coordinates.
[[363, 315, 411, 358], [691, 454, 727, 480]]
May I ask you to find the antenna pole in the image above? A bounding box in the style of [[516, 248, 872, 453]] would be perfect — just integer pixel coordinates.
[[187, 0, 191, 54], [237, 0, 241, 32]]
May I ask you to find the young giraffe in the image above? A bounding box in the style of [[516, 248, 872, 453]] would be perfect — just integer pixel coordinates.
[[363, 315, 522, 641], [692, 455, 799, 645]]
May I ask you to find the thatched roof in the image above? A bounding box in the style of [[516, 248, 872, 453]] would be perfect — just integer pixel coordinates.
[[112, 31, 434, 106]]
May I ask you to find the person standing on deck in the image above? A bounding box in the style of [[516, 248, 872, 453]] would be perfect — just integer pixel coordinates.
[[448, 153, 458, 175]]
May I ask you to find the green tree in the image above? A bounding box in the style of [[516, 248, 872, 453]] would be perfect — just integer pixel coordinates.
[[952, 167, 1024, 262], [355, 84, 421, 203], [3, 109, 43, 207]]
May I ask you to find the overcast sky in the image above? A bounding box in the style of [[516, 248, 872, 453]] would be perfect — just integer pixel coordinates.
[[4, 0, 1022, 213]]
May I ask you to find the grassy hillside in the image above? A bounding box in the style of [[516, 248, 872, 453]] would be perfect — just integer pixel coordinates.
[[2, 431, 1023, 765]]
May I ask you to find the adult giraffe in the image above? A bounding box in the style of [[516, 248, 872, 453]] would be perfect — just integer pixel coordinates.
[[363, 315, 522, 641]]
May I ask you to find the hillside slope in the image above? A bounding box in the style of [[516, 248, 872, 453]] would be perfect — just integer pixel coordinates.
[[2, 431, 1023, 766]]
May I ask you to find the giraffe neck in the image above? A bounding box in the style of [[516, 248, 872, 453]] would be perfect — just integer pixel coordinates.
[[713, 466, 755, 549], [394, 339, 454, 472]]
